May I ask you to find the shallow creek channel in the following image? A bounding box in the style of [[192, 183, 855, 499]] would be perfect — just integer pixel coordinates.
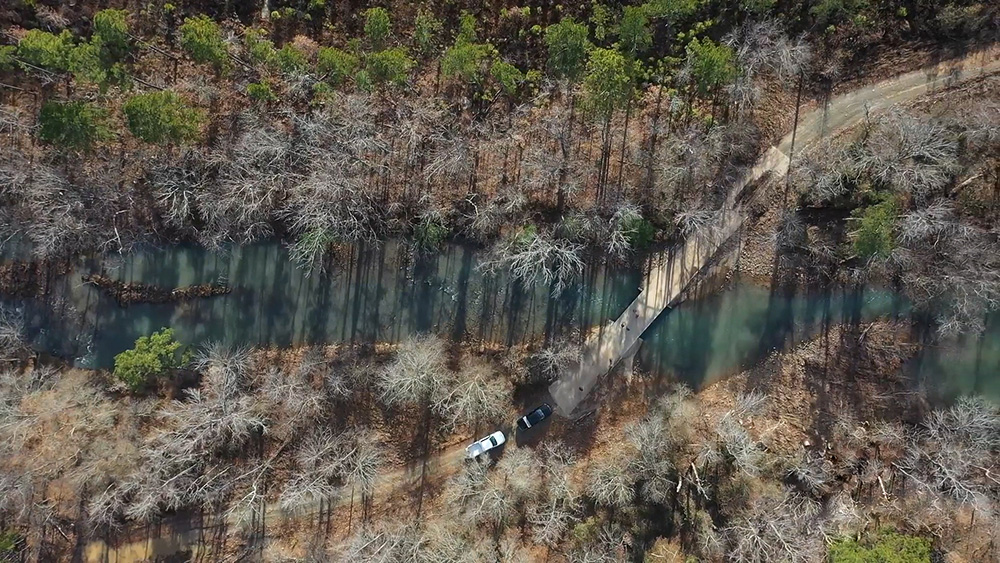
[[4, 239, 998, 398]]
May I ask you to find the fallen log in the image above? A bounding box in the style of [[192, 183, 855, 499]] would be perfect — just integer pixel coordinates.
[[82, 274, 231, 307]]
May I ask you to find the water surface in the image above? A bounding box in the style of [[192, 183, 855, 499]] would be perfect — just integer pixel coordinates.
[[6, 240, 999, 399]]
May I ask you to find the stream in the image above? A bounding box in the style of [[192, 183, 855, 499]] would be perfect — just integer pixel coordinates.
[[4, 240, 999, 398]]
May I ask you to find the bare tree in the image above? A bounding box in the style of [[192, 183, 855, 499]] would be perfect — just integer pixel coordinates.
[[724, 20, 812, 117], [722, 488, 823, 563], [446, 456, 513, 527], [569, 523, 628, 563], [0, 307, 27, 356], [786, 451, 833, 496], [261, 366, 327, 439], [587, 456, 635, 509], [603, 202, 644, 261], [895, 202, 1000, 335], [528, 339, 581, 384], [198, 121, 297, 245], [479, 229, 584, 297], [0, 470, 34, 523], [377, 334, 449, 407], [715, 414, 763, 478], [193, 343, 254, 394], [898, 396, 1000, 506], [855, 111, 959, 203], [465, 187, 529, 243], [794, 142, 859, 206], [336, 522, 427, 563], [626, 415, 677, 504], [281, 426, 384, 515], [496, 447, 542, 506], [432, 359, 510, 431], [151, 151, 209, 230], [525, 442, 580, 546]]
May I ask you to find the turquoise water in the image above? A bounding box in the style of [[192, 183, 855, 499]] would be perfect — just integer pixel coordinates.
[[12, 241, 640, 367], [636, 283, 910, 388], [907, 316, 1000, 400], [6, 240, 998, 398]]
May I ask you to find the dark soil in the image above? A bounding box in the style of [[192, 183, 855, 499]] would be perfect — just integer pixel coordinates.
[[82, 274, 230, 307]]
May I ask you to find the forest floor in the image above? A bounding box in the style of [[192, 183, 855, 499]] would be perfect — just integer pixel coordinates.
[[82, 317, 917, 562]]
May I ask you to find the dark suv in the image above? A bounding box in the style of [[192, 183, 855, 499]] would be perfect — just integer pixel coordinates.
[[517, 403, 553, 431]]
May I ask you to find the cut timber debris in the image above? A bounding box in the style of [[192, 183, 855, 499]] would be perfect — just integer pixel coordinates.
[[82, 274, 230, 307]]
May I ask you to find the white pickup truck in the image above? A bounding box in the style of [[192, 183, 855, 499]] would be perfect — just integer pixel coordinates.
[[465, 430, 505, 459]]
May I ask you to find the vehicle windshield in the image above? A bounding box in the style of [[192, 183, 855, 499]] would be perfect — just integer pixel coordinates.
[[489, 437, 498, 446]]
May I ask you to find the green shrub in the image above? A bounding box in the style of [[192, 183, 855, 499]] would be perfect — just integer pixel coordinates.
[[363, 7, 392, 50], [512, 224, 538, 248], [17, 29, 74, 71], [441, 11, 495, 86], [113, 328, 188, 392], [643, 0, 700, 19], [413, 10, 442, 57], [247, 82, 277, 102], [244, 29, 276, 66], [618, 5, 652, 58], [275, 44, 308, 73], [582, 48, 635, 119], [829, 529, 931, 563], [0, 45, 15, 70], [66, 41, 106, 83], [685, 37, 737, 95], [935, 3, 988, 38], [442, 41, 495, 84], [38, 100, 110, 150], [0, 531, 20, 555], [490, 60, 524, 96], [623, 215, 655, 250], [810, 0, 869, 27], [291, 227, 335, 267], [414, 216, 449, 250], [455, 11, 478, 44], [365, 47, 413, 87], [179, 15, 228, 71], [569, 516, 601, 547], [92, 9, 131, 64], [741, 0, 777, 14], [123, 90, 202, 144], [317, 47, 358, 84], [590, 3, 612, 42], [310, 81, 334, 105], [545, 17, 591, 81], [851, 194, 898, 260], [355, 69, 373, 91]]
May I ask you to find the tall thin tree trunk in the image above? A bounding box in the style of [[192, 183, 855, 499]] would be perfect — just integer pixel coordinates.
[[597, 116, 612, 203], [783, 71, 805, 204], [616, 100, 633, 199], [557, 92, 576, 214], [643, 84, 665, 195]]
